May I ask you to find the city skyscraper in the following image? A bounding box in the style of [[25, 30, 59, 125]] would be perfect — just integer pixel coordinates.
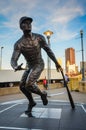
[[65, 48, 75, 73]]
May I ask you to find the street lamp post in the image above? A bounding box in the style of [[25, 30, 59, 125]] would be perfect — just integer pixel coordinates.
[[80, 30, 85, 81], [0, 46, 4, 70], [43, 30, 53, 88]]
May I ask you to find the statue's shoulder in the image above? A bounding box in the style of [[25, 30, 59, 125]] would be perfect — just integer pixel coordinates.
[[32, 33, 46, 47], [32, 33, 44, 39], [16, 36, 23, 44], [14, 37, 23, 49]]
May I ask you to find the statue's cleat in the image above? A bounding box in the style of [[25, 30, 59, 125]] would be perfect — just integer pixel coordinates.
[[41, 91, 48, 105], [25, 101, 36, 114]]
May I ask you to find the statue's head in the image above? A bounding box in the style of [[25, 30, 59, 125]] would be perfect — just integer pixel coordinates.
[[19, 16, 33, 31]]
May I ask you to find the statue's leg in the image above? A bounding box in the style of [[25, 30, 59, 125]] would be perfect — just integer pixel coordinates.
[[28, 85, 48, 105], [20, 69, 36, 113], [25, 64, 48, 105]]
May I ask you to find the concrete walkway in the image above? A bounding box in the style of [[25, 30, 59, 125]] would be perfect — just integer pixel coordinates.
[[0, 87, 86, 104]]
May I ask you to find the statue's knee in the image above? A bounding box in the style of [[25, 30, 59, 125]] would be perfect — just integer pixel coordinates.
[[25, 82, 34, 92], [25, 81, 32, 88]]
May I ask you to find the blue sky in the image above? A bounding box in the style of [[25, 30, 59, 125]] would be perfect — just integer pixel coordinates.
[[0, 0, 86, 70]]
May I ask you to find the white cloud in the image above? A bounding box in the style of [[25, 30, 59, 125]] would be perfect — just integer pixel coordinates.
[[0, 0, 86, 70], [48, 1, 84, 25], [0, 0, 85, 32], [0, 0, 86, 54]]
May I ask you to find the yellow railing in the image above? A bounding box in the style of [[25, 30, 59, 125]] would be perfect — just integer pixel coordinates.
[[68, 74, 82, 91]]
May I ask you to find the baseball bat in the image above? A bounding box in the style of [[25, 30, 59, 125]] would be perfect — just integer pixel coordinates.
[[61, 70, 75, 109]]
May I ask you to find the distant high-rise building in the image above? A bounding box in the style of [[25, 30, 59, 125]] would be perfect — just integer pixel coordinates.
[[65, 48, 75, 73]]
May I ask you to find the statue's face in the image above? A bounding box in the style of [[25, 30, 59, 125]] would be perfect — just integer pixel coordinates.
[[20, 19, 32, 31]]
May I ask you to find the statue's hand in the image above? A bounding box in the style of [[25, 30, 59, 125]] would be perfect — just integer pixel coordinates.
[[56, 64, 63, 72], [14, 63, 23, 71]]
